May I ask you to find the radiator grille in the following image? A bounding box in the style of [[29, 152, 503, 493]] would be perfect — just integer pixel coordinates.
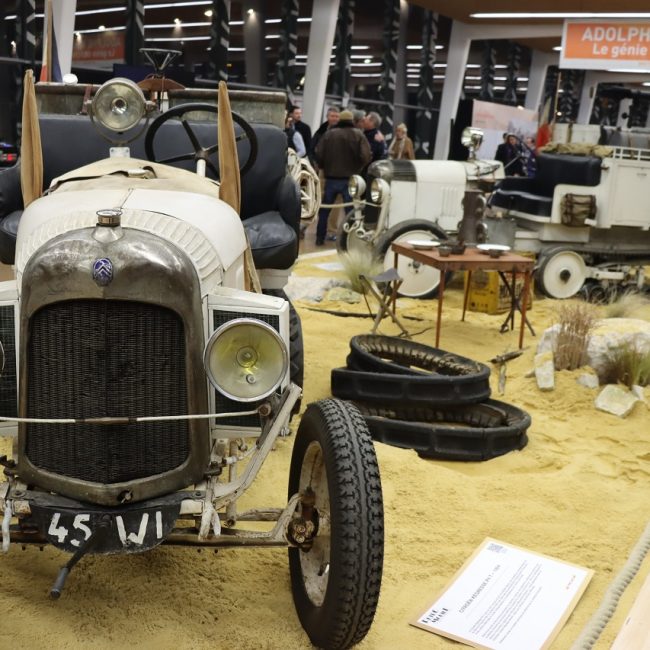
[[212, 310, 280, 427], [0, 305, 17, 419], [25, 300, 189, 483]]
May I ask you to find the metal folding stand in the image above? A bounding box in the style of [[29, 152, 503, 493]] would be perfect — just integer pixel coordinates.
[[359, 268, 410, 337], [497, 271, 536, 337]]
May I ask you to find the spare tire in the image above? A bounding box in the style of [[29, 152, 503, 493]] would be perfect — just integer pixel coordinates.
[[347, 334, 488, 378], [331, 363, 490, 407], [356, 399, 530, 461]]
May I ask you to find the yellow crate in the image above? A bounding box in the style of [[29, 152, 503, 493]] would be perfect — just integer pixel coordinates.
[[464, 270, 533, 315]]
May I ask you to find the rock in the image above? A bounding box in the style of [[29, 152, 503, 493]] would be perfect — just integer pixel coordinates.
[[324, 286, 362, 303], [538, 318, 650, 377], [577, 372, 600, 389], [631, 385, 647, 404], [594, 384, 639, 417], [284, 276, 345, 302], [534, 351, 555, 391]]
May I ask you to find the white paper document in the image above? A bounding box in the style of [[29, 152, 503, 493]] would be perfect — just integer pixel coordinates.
[[412, 538, 593, 650]]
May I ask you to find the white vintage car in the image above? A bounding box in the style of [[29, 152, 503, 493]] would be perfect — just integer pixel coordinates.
[[339, 133, 504, 299], [0, 70, 383, 650]]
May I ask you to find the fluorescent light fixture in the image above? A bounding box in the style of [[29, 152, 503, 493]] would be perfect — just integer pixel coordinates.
[[553, 46, 562, 51], [297, 18, 312, 22], [350, 45, 370, 50], [643, 82, 650, 86], [147, 2, 212, 8], [265, 18, 281, 23], [351, 62, 382, 67], [76, 7, 125, 16], [147, 22, 210, 28], [75, 26, 125, 34], [146, 35, 209, 41], [351, 73, 382, 78], [607, 68, 650, 73], [471, 12, 650, 18], [406, 45, 444, 50], [265, 34, 281, 39], [228, 47, 246, 52]]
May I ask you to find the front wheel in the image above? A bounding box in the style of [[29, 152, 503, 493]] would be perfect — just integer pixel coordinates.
[[376, 220, 449, 299], [288, 400, 384, 649], [536, 248, 587, 299]]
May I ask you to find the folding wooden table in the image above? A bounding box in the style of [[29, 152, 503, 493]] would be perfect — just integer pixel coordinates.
[[391, 243, 535, 349]]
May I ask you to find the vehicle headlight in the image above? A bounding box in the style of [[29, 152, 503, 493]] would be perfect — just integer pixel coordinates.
[[91, 78, 146, 131], [370, 178, 389, 203], [348, 175, 366, 199], [204, 318, 288, 402]]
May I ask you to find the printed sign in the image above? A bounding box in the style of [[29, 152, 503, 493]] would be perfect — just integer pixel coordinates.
[[560, 19, 650, 70], [411, 538, 593, 650]]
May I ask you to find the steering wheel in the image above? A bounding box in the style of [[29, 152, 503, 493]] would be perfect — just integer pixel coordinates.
[[144, 102, 258, 179]]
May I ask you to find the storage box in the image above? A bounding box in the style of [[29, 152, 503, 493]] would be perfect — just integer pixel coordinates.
[[464, 270, 533, 315]]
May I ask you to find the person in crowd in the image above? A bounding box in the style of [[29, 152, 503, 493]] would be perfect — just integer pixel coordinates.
[[352, 109, 366, 130], [284, 114, 306, 157], [363, 111, 387, 162], [495, 132, 508, 166], [388, 122, 415, 160], [523, 136, 537, 177], [314, 109, 371, 246], [496, 133, 525, 176], [290, 105, 312, 154], [310, 106, 340, 165]]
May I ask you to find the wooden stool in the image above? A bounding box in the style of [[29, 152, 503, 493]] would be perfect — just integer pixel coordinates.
[[359, 268, 409, 337]]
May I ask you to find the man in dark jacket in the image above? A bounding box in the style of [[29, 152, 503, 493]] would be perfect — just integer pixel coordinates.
[[363, 111, 387, 163], [314, 110, 371, 246]]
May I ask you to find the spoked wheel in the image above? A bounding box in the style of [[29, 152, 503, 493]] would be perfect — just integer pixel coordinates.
[[537, 248, 587, 299], [336, 210, 374, 257], [288, 400, 384, 649], [376, 220, 449, 299]]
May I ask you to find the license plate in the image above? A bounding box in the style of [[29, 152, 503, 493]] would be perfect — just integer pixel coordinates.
[[30, 502, 181, 554]]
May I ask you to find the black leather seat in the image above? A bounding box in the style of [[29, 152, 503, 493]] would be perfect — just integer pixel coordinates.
[[0, 113, 300, 269], [490, 153, 602, 217]]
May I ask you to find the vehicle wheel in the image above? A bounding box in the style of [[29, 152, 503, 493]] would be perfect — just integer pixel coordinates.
[[375, 220, 449, 299], [263, 289, 303, 414], [536, 248, 587, 299], [289, 400, 384, 649], [355, 399, 530, 461], [347, 334, 488, 377], [335, 210, 374, 257]]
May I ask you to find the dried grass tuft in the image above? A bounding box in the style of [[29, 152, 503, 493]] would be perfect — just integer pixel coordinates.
[[553, 302, 596, 371], [338, 248, 384, 294], [599, 341, 650, 388], [603, 290, 650, 321]]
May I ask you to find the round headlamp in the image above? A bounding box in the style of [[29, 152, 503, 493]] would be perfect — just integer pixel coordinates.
[[91, 78, 146, 132], [348, 175, 366, 199], [204, 319, 289, 402], [370, 178, 389, 203]]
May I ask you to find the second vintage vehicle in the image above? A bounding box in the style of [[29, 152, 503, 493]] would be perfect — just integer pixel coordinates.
[[0, 60, 383, 650]]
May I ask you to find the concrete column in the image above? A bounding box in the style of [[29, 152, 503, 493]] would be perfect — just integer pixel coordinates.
[[577, 71, 598, 124], [434, 20, 470, 160], [302, 0, 340, 132], [52, 0, 76, 76], [243, 0, 266, 86], [525, 50, 556, 113], [618, 98, 632, 127]]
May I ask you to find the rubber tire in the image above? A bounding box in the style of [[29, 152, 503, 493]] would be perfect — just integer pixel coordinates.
[[263, 289, 304, 414], [375, 220, 450, 299], [347, 334, 489, 378], [536, 247, 587, 299], [288, 399, 384, 650], [331, 365, 491, 407], [356, 399, 530, 461]]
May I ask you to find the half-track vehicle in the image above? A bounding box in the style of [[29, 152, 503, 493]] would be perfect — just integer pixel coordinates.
[[0, 61, 383, 650]]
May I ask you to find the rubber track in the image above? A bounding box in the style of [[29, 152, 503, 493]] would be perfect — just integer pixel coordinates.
[[355, 399, 530, 461], [347, 334, 489, 377], [331, 365, 491, 407], [290, 399, 384, 649]]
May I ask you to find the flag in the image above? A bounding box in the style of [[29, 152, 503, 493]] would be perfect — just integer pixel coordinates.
[[20, 69, 43, 207], [40, 0, 63, 82], [217, 80, 240, 214], [536, 96, 553, 149]]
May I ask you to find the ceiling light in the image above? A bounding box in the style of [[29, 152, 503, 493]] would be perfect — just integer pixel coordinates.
[[364, 57, 372, 63], [99, 25, 105, 31], [146, 35, 209, 41], [265, 18, 281, 23], [204, 9, 212, 17], [406, 45, 444, 50], [247, 8, 254, 15], [471, 12, 650, 18], [147, 22, 209, 29], [174, 17, 181, 25], [553, 46, 562, 51]]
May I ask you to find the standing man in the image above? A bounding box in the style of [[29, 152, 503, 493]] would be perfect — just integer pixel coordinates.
[[314, 110, 371, 246], [290, 105, 312, 155], [363, 111, 387, 163], [310, 106, 340, 165]]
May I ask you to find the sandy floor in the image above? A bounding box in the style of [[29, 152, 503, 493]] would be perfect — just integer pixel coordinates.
[[1, 254, 649, 649]]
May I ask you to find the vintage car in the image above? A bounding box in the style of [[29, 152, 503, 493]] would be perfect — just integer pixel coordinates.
[[338, 128, 504, 299], [0, 68, 383, 650]]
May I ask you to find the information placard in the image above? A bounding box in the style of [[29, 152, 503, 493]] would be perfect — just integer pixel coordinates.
[[411, 538, 593, 650]]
